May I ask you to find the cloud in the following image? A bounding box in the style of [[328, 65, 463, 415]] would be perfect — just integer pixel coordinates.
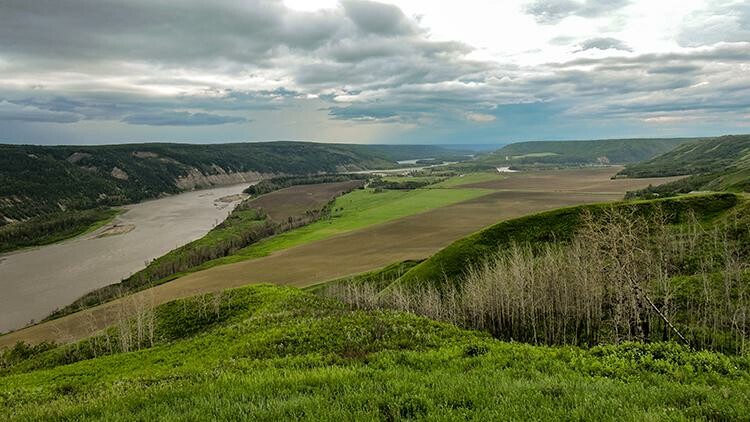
[[0, 100, 81, 123], [341, 0, 419, 36], [525, 0, 630, 24], [465, 112, 496, 122], [0, 0, 488, 127], [0, 1, 747, 144], [678, 1, 750, 47], [122, 111, 247, 126], [576, 37, 632, 52]]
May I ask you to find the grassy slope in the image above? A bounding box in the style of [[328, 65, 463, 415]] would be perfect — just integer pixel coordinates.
[[186, 186, 492, 269], [620, 135, 750, 178], [480, 138, 694, 166], [1, 285, 748, 420], [396, 193, 741, 288], [619, 135, 750, 195]]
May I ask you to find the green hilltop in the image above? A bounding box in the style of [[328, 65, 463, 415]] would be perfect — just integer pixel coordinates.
[[479, 137, 694, 167], [619, 135, 750, 196], [394, 193, 741, 288]]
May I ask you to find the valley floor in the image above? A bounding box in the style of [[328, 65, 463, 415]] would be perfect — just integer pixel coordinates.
[[0, 167, 678, 347]]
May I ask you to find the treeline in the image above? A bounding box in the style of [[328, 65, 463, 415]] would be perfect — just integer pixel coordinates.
[[244, 174, 370, 196], [625, 174, 718, 199], [369, 178, 442, 190], [324, 205, 750, 355], [0, 141, 404, 223], [0, 208, 117, 253]]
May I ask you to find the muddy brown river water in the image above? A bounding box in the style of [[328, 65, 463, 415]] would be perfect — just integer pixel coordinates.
[[0, 184, 250, 333]]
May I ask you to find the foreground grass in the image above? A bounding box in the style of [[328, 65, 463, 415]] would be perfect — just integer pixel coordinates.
[[192, 187, 491, 267], [1, 285, 748, 420]]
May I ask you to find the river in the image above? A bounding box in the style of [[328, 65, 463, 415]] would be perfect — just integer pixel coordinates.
[[0, 184, 250, 333]]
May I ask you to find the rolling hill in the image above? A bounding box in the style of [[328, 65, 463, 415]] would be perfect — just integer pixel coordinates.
[[480, 137, 694, 167], [393, 193, 741, 288], [618, 135, 750, 196], [3, 193, 749, 419]]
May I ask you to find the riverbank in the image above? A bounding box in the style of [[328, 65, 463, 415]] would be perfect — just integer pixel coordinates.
[[0, 184, 250, 333]]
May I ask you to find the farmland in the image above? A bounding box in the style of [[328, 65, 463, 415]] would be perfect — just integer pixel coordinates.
[[44, 180, 366, 322], [0, 166, 673, 347]]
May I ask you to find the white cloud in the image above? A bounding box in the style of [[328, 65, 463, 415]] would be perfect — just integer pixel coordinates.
[[465, 112, 497, 122]]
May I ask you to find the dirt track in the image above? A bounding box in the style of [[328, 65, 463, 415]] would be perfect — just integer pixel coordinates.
[[0, 167, 673, 347]]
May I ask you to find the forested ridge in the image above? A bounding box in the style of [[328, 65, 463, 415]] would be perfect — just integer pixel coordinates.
[[0, 141, 465, 224]]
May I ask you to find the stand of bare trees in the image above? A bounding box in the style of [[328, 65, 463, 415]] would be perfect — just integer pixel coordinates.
[[323, 207, 750, 354]]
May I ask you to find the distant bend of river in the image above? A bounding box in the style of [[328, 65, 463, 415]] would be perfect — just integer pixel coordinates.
[[0, 183, 250, 334]]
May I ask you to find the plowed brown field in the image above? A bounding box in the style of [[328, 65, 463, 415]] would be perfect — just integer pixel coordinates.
[[0, 167, 677, 347]]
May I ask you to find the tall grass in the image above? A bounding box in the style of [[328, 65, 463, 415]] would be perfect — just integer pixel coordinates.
[[323, 206, 750, 354]]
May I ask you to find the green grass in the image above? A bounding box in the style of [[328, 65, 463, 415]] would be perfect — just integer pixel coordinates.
[[396, 193, 742, 289], [192, 187, 492, 267], [512, 152, 560, 158], [381, 175, 441, 183], [432, 172, 505, 188], [1, 284, 748, 420], [306, 260, 422, 294]]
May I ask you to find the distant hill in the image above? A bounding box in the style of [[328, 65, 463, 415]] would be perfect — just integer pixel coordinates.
[[0, 142, 464, 224], [619, 135, 750, 196], [480, 138, 695, 167]]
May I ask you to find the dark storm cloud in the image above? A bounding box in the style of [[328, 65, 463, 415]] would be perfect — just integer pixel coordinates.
[[341, 0, 419, 36], [576, 37, 632, 52], [0, 0, 489, 128], [524, 0, 630, 24], [0, 0, 338, 66]]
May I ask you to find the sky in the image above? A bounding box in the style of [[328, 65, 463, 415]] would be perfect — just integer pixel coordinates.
[[0, 0, 748, 145]]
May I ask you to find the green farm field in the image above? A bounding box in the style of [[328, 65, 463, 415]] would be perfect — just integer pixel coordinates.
[[0, 166, 674, 347]]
